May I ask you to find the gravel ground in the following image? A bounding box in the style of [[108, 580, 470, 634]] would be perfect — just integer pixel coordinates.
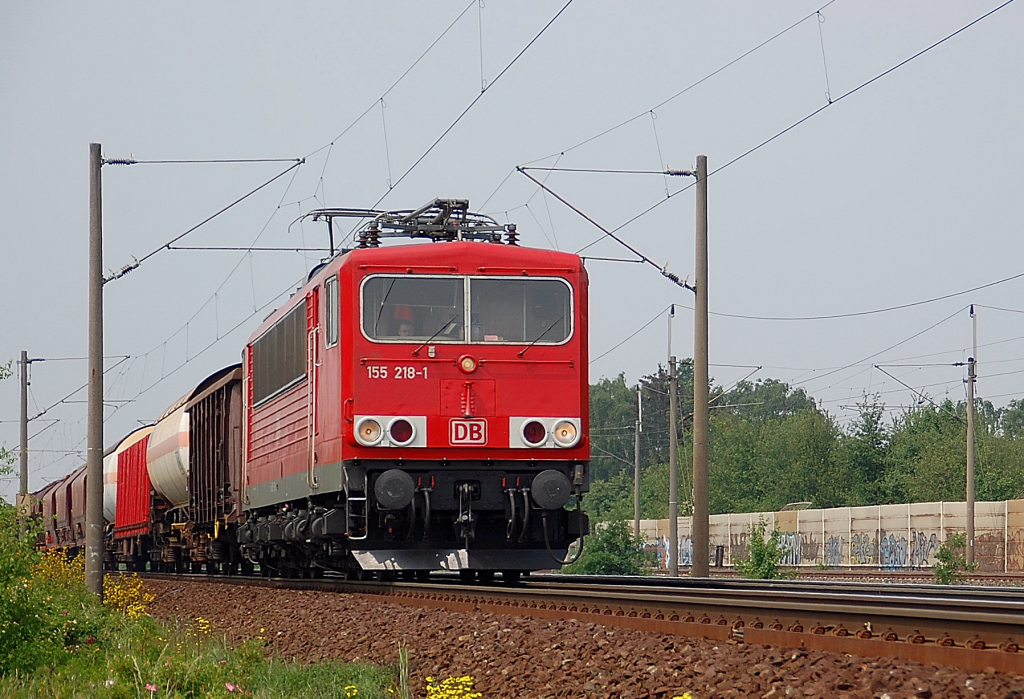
[[145, 579, 1024, 698]]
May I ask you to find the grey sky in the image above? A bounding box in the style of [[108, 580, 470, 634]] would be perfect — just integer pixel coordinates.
[[2, 1, 1022, 502]]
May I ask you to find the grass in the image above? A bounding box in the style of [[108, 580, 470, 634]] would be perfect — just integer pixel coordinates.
[[0, 599, 398, 699], [0, 505, 399, 698]]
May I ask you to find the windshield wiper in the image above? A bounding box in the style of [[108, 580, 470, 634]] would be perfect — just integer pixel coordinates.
[[518, 316, 563, 357], [413, 315, 460, 356], [373, 279, 397, 336]]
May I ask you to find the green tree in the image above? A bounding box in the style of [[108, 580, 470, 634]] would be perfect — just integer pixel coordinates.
[[719, 378, 817, 422], [636, 360, 695, 471], [589, 374, 640, 481], [584, 461, 682, 524], [1000, 399, 1024, 440], [710, 407, 842, 513], [882, 401, 1024, 503], [833, 398, 888, 505], [561, 520, 655, 575]]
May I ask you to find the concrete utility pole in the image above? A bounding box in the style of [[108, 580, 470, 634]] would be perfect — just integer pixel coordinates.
[[966, 307, 978, 566], [692, 154, 710, 578], [86, 143, 104, 597], [668, 305, 679, 577], [633, 384, 641, 538], [966, 358, 977, 566], [19, 350, 29, 500]]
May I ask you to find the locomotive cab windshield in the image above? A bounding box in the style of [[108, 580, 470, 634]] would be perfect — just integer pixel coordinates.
[[362, 274, 572, 345]]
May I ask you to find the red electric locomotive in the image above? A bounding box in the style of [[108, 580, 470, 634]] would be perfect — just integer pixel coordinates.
[[237, 199, 590, 579], [31, 199, 589, 581]]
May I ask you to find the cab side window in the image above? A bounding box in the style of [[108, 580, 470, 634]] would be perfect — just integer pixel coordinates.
[[325, 275, 339, 348]]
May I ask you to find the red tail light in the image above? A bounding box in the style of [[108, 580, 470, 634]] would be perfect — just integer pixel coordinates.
[[389, 418, 414, 445], [522, 420, 547, 446]]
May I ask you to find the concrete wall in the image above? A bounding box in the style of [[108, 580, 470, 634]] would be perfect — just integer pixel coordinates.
[[634, 499, 1020, 573]]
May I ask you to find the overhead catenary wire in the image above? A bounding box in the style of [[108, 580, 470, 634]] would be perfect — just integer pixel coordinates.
[[302, 0, 478, 162], [522, 0, 839, 165], [105, 160, 305, 282], [105, 158, 301, 165], [791, 306, 967, 388], [873, 365, 966, 424], [517, 168, 694, 292], [122, 160, 306, 394], [590, 306, 672, 364], [168, 246, 331, 252], [26, 356, 131, 423], [568, 0, 1017, 271], [366, 0, 576, 213]]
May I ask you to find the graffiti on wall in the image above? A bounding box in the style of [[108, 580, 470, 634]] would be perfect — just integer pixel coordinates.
[[851, 533, 875, 564], [1008, 529, 1024, 572], [909, 530, 938, 568], [650, 536, 694, 570], [823, 535, 845, 567], [879, 529, 939, 570], [879, 531, 907, 570], [779, 532, 801, 566]]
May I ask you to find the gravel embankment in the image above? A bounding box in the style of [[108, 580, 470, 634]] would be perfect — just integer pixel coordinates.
[[145, 579, 1024, 698]]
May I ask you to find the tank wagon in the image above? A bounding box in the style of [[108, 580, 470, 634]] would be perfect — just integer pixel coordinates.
[[34, 200, 590, 581]]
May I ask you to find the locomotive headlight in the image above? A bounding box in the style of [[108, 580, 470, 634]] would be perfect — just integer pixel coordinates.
[[552, 420, 580, 447], [355, 417, 383, 446], [388, 418, 416, 446], [458, 354, 478, 374], [521, 419, 548, 447]]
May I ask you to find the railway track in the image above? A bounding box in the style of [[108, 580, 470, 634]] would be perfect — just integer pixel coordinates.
[[138, 571, 1024, 673]]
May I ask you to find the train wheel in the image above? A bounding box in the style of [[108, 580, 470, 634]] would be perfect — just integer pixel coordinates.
[[501, 570, 521, 584], [459, 570, 476, 583], [478, 570, 495, 584], [415, 570, 431, 583]]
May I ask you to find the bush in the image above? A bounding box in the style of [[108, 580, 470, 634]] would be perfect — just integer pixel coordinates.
[[733, 517, 797, 580], [561, 520, 655, 575], [0, 504, 72, 675], [933, 531, 978, 585]]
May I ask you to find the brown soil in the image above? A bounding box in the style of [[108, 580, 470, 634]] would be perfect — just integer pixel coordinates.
[[145, 579, 1024, 698]]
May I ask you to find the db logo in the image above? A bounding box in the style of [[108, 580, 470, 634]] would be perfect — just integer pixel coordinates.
[[449, 419, 487, 445]]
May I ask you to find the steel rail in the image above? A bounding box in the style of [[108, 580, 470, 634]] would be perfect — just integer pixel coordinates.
[[138, 572, 1024, 673]]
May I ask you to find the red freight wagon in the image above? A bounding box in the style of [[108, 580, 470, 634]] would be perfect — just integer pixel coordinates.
[[111, 426, 154, 569], [238, 200, 590, 580]]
